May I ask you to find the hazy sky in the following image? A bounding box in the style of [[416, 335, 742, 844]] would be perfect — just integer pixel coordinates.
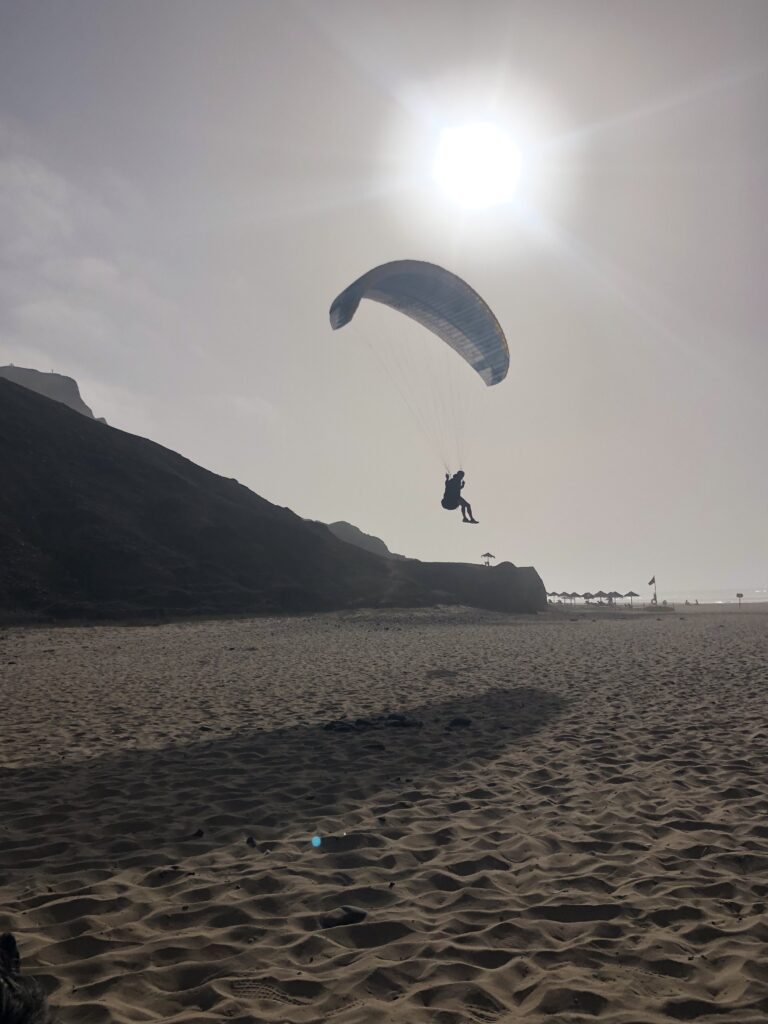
[[1, 0, 766, 598]]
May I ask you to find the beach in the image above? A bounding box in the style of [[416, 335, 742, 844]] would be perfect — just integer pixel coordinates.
[[1, 605, 767, 1023]]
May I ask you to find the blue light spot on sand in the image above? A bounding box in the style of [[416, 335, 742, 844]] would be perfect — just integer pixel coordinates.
[[311, 835, 322, 848]]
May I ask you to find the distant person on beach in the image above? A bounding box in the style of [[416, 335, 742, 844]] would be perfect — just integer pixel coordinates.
[[441, 470, 478, 524]]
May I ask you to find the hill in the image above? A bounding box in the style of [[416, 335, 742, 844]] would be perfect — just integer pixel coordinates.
[[0, 379, 546, 621], [327, 521, 407, 560], [0, 365, 105, 421]]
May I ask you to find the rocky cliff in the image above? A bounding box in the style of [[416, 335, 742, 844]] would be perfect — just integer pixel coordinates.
[[0, 365, 105, 422], [0, 378, 546, 621]]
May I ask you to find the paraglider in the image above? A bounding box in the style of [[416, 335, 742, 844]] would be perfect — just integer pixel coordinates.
[[442, 470, 478, 524], [329, 260, 509, 386], [330, 260, 508, 523]]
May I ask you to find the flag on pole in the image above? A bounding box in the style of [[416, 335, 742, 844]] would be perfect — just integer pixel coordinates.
[[648, 576, 656, 586]]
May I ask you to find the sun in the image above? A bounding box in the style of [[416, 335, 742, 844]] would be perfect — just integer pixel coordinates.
[[433, 122, 522, 210]]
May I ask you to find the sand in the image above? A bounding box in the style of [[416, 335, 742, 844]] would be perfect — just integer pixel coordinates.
[[1, 605, 767, 1023]]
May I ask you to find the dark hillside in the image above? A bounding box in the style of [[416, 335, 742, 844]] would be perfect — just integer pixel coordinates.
[[0, 379, 392, 619], [0, 379, 546, 621]]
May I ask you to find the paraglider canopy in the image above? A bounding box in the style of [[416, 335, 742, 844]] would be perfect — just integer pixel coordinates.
[[330, 260, 509, 387]]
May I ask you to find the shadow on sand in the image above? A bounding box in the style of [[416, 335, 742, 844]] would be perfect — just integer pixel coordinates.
[[1, 684, 567, 879]]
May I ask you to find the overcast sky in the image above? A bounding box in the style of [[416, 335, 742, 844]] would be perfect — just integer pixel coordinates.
[[1, 0, 766, 598]]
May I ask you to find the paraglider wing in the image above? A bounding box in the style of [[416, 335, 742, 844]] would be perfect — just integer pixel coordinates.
[[329, 260, 509, 386]]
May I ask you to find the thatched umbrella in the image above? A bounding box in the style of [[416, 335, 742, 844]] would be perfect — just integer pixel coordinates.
[[569, 592, 581, 605], [481, 552, 495, 567], [625, 590, 639, 608], [608, 590, 623, 606], [582, 592, 595, 603], [594, 590, 608, 604]]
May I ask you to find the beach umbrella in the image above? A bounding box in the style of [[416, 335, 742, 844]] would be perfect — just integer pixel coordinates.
[[582, 592, 594, 603], [481, 552, 495, 567], [625, 590, 639, 608], [608, 590, 622, 606], [594, 590, 608, 604], [569, 592, 581, 604]]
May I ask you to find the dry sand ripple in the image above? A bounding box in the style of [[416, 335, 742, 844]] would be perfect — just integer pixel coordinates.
[[1, 605, 767, 1023]]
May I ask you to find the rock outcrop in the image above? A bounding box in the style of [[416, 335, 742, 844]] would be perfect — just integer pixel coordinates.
[[327, 521, 408, 560], [0, 365, 105, 422]]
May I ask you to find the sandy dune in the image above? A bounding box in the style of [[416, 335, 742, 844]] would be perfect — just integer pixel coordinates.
[[1, 606, 767, 1023]]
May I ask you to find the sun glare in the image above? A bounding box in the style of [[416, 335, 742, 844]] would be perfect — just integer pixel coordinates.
[[433, 123, 521, 210]]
